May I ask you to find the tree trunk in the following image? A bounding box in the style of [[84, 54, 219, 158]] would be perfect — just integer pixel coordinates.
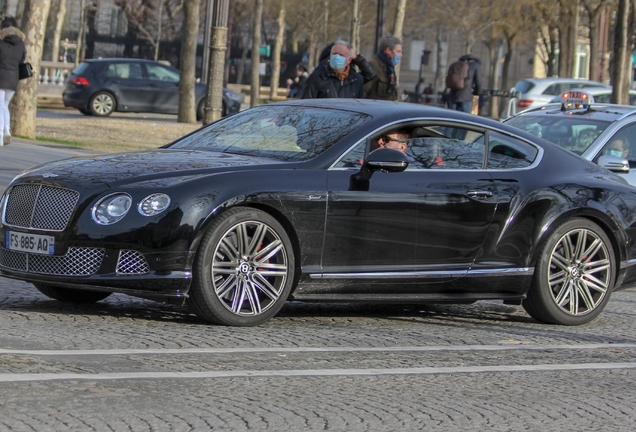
[[85, 0, 96, 59], [236, 29, 250, 85], [16, 0, 26, 24], [75, 0, 86, 67], [432, 27, 445, 94], [611, 0, 629, 103], [323, 0, 328, 46], [391, 0, 407, 82], [486, 40, 499, 118], [177, 0, 199, 124], [154, 0, 163, 61], [10, 0, 51, 139], [350, 0, 360, 53], [269, 1, 285, 100], [250, 0, 263, 108], [50, 0, 66, 61], [569, 0, 579, 77], [548, 27, 558, 77]]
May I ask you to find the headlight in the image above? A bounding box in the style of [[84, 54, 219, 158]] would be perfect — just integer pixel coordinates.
[[92, 193, 132, 225], [138, 193, 171, 216]]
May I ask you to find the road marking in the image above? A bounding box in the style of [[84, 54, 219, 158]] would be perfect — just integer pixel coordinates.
[[0, 362, 635, 383], [0, 343, 635, 357]]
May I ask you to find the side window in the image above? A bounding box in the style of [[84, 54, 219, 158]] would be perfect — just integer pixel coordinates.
[[146, 64, 180, 82], [407, 125, 485, 170], [599, 124, 636, 168], [334, 139, 368, 168], [543, 84, 559, 96], [107, 63, 143, 79], [487, 132, 538, 169]]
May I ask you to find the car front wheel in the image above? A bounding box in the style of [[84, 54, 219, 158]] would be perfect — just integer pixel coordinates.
[[89, 92, 116, 116], [187, 207, 295, 326], [523, 218, 615, 325], [33, 283, 112, 303]]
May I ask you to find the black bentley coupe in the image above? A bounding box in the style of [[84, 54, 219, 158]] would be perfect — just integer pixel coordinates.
[[2, 99, 636, 326]]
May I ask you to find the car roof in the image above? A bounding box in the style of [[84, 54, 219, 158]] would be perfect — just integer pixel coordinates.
[[512, 102, 636, 122], [519, 77, 608, 85], [84, 58, 164, 64]]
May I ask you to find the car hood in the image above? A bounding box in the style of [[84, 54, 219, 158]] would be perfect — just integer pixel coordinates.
[[13, 149, 294, 189]]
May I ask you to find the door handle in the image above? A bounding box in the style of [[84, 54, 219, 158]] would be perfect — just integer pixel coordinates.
[[466, 189, 493, 199]]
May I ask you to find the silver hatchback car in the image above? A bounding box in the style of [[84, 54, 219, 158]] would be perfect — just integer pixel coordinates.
[[513, 77, 610, 110], [505, 91, 636, 186]]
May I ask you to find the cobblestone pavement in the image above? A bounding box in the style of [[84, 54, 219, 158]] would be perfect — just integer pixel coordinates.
[[1, 277, 636, 431]]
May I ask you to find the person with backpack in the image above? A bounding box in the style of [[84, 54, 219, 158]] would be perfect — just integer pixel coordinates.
[[445, 54, 482, 113]]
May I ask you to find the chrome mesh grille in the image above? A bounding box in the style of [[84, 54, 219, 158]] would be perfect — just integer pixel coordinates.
[[0, 247, 104, 276], [4, 184, 79, 230], [116, 250, 150, 275]]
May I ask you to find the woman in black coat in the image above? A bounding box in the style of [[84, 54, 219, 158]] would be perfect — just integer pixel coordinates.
[[0, 16, 26, 146]]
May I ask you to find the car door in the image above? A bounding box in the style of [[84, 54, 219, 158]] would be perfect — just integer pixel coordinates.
[[104, 62, 149, 111], [142, 63, 181, 114], [322, 122, 499, 281]]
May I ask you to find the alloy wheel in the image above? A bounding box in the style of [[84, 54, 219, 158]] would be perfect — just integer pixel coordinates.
[[547, 228, 611, 316], [211, 219, 288, 316]]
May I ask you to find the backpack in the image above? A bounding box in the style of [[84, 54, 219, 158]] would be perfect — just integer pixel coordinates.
[[446, 60, 469, 91]]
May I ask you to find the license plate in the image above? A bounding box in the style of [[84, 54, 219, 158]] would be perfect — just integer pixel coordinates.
[[5, 231, 55, 255]]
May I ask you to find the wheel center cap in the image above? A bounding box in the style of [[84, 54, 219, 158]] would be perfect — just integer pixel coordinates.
[[569, 266, 581, 279], [239, 262, 251, 274]]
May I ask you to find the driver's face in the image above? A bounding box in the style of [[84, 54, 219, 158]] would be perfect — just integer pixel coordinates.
[[381, 134, 408, 153]]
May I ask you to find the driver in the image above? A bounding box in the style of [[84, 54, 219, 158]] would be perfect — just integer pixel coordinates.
[[377, 130, 410, 153]]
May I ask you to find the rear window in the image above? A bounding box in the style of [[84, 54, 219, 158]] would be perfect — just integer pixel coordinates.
[[505, 115, 610, 155], [514, 80, 535, 94], [71, 62, 90, 76]]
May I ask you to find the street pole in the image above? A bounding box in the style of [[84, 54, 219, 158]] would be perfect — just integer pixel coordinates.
[[203, 0, 229, 124], [374, 0, 385, 53]]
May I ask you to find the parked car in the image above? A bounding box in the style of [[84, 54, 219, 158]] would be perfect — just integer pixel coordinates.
[[62, 58, 242, 119], [505, 90, 636, 186], [3, 99, 636, 327], [513, 77, 610, 110], [549, 86, 636, 105]]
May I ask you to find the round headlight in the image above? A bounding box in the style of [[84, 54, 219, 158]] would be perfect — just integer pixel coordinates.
[[92, 193, 132, 225], [138, 193, 171, 216]]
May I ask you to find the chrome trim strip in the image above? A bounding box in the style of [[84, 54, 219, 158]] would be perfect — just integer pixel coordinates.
[[620, 259, 636, 269], [310, 267, 534, 279]]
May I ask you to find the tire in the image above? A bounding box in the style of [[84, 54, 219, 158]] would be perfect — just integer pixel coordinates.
[[522, 218, 616, 325], [33, 283, 112, 304], [89, 91, 116, 116], [196, 100, 205, 121], [187, 207, 295, 326]]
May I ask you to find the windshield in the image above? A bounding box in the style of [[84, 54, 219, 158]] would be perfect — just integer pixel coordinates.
[[168, 105, 370, 161], [514, 80, 535, 94], [505, 115, 611, 155]]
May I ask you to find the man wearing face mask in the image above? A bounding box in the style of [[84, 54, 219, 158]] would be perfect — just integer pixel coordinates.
[[301, 40, 364, 99], [364, 35, 402, 101]]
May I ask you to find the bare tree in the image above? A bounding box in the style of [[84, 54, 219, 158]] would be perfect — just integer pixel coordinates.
[[10, 0, 51, 139], [250, 0, 263, 107], [177, 0, 198, 123], [269, 0, 286, 100], [611, 0, 630, 103], [350, 0, 360, 53]]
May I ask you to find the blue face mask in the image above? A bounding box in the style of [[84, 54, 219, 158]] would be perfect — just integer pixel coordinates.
[[391, 53, 401, 66], [329, 54, 347, 70], [609, 149, 623, 158]]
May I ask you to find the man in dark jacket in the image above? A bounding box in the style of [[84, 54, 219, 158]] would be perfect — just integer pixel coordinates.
[[364, 35, 402, 101], [0, 16, 26, 146], [318, 42, 376, 84], [447, 54, 481, 113], [301, 40, 364, 99]]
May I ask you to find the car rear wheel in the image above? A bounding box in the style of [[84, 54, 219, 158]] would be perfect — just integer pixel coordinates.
[[33, 283, 112, 303], [187, 207, 295, 326], [89, 92, 116, 116], [523, 218, 615, 325]]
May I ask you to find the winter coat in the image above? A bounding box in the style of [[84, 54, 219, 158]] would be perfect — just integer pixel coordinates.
[[448, 54, 482, 103], [0, 26, 26, 91], [301, 62, 364, 99], [364, 54, 398, 101]]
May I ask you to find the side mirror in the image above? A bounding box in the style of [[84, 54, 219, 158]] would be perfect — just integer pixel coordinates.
[[598, 155, 630, 174], [364, 147, 409, 173]]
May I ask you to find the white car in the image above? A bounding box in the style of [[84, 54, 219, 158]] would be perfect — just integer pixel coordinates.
[[513, 77, 610, 110]]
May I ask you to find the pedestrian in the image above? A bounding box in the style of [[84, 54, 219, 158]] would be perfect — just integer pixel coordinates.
[[364, 35, 402, 101], [317, 42, 376, 85], [301, 40, 364, 99], [400, 90, 409, 102], [422, 84, 433, 104], [0, 16, 26, 146], [286, 64, 308, 98], [445, 54, 482, 113]]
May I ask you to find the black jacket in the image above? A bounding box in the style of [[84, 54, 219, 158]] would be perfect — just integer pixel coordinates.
[[0, 26, 26, 91], [448, 54, 482, 103], [301, 62, 364, 99]]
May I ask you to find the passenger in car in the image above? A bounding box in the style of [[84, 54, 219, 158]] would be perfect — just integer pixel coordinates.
[[604, 137, 629, 159]]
